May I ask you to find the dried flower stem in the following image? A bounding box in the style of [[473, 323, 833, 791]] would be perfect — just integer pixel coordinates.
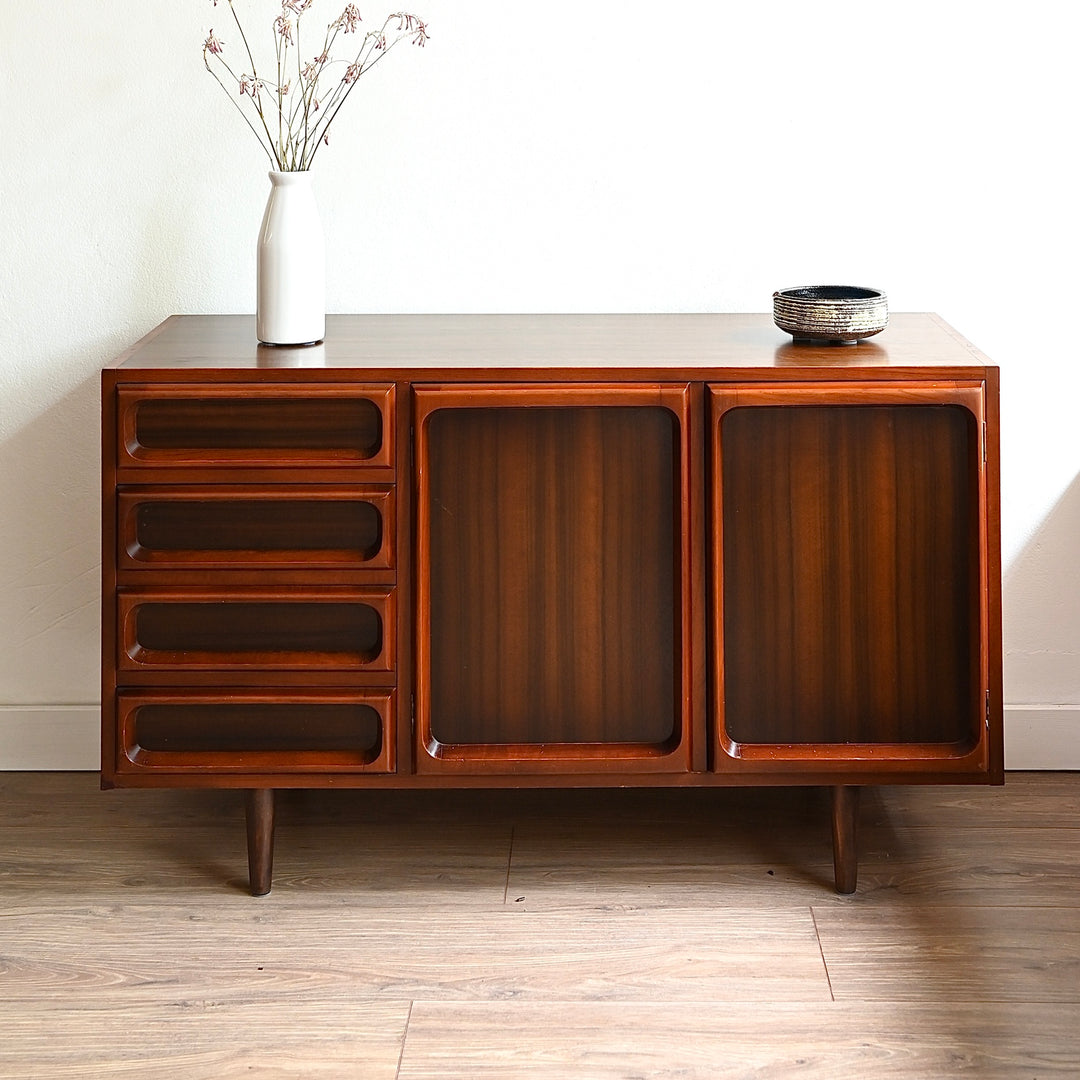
[[203, 1, 428, 171], [225, 0, 284, 167], [203, 48, 279, 167]]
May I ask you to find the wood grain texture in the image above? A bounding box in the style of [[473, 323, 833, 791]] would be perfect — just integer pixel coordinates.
[[0, 823, 512, 905], [105, 313, 993, 372], [0, 904, 829, 1005], [117, 588, 395, 675], [132, 701, 383, 756], [116, 384, 394, 469], [103, 316, 1002, 806], [113, 689, 395, 776], [814, 904, 1080, 1002], [413, 383, 696, 773], [502, 788, 1080, 910], [245, 787, 274, 896], [135, 600, 382, 658], [134, 396, 381, 452], [719, 401, 978, 747], [1, 774, 1078, 1077], [2, 999, 410, 1080], [424, 403, 677, 747], [841, 824, 1080, 907], [118, 485, 394, 570], [856, 771, 1079, 828], [16, 770, 1065, 826], [831, 785, 860, 893], [397, 1000, 1080, 1078]]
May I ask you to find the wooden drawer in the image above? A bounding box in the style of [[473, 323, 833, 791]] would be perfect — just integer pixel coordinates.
[[118, 588, 395, 673], [116, 384, 394, 469], [118, 485, 394, 571], [116, 689, 396, 773]]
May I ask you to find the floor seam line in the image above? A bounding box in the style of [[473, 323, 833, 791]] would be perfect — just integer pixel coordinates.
[[395, 1000, 414, 1080], [810, 905, 835, 1002], [503, 825, 516, 905]]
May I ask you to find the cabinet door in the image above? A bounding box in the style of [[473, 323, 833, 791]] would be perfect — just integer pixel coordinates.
[[710, 381, 999, 778], [414, 384, 696, 773]]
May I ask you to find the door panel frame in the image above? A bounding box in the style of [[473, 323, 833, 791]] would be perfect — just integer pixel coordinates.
[[413, 382, 700, 775], [708, 380, 997, 778]]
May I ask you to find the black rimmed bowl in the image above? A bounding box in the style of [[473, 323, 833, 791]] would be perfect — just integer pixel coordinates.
[[773, 285, 888, 345]]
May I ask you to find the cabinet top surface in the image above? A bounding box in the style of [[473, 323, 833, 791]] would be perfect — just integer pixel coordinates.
[[107, 313, 992, 375]]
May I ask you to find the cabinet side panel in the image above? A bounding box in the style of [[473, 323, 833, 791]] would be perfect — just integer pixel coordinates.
[[426, 406, 677, 746], [721, 404, 977, 747], [101, 374, 120, 784], [984, 369, 1004, 782]]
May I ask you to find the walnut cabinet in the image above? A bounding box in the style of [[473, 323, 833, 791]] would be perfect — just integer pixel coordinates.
[[101, 314, 1003, 895]]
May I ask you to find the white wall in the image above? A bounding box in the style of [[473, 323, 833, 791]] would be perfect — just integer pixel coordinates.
[[2, 1, 1078, 767]]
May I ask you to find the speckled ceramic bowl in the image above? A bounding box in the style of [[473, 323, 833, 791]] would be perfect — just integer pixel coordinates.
[[773, 285, 888, 345]]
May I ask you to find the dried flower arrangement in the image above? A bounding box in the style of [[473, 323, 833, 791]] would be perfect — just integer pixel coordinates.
[[203, 1, 428, 171]]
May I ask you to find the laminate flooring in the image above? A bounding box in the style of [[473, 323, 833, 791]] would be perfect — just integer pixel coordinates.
[[1, 772, 1078, 1078]]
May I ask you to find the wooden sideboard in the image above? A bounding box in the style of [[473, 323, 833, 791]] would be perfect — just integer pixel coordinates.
[[101, 313, 1003, 895]]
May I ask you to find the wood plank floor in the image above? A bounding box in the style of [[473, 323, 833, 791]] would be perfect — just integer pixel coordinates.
[[1, 772, 1078, 1078]]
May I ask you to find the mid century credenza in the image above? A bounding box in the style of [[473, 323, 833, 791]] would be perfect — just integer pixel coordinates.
[[101, 313, 1003, 894]]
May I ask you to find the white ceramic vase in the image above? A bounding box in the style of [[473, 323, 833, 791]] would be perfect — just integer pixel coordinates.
[[256, 170, 325, 345]]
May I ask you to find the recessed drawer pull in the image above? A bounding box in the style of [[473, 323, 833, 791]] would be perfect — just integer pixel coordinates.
[[118, 591, 395, 671], [117, 385, 394, 468], [118, 486, 394, 569], [117, 690, 396, 773]]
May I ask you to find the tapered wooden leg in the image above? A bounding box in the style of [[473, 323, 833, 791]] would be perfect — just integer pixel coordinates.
[[245, 788, 275, 897], [831, 785, 860, 894]]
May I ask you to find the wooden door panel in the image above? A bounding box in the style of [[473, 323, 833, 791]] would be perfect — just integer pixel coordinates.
[[709, 382, 991, 775], [414, 384, 695, 773]]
